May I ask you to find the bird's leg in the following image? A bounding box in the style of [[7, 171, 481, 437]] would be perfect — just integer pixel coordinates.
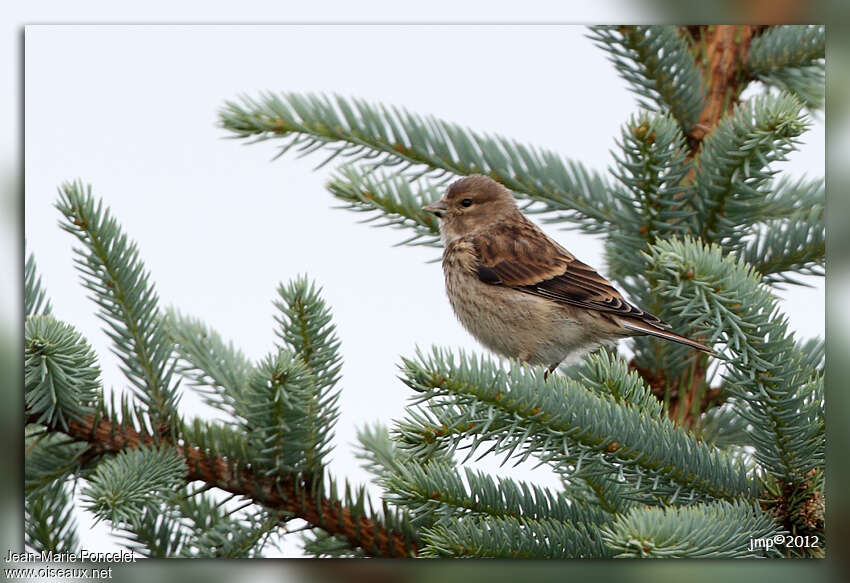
[[544, 361, 562, 381]]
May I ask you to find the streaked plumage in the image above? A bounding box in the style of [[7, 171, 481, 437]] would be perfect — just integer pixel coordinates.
[[423, 174, 710, 372]]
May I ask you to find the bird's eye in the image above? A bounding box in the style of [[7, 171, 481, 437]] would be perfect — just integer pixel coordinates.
[[460, 198, 473, 207]]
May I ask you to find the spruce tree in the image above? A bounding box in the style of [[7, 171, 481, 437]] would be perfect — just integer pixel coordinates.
[[25, 25, 824, 558]]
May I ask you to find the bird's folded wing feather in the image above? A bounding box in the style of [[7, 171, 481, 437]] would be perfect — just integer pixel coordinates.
[[469, 222, 669, 328]]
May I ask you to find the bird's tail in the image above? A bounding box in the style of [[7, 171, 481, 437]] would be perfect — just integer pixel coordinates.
[[620, 318, 713, 353]]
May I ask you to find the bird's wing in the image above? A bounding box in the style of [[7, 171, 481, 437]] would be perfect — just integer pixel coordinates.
[[470, 221, 669, 328]]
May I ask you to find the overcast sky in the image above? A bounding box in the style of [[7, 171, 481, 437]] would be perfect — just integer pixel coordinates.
[[25, 25, 824, 557]]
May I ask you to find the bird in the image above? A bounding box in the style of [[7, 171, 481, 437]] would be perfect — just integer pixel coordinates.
[[422, 174, 711, 375]]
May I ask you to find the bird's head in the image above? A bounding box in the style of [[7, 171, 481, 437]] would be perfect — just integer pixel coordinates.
[[423, 175, 519, 242]]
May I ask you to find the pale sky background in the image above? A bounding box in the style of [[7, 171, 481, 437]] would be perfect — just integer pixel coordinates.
[[24, 25, 824, 557]]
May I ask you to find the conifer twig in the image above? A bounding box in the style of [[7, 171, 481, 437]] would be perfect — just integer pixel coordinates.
[[27, 413, 416, 558]]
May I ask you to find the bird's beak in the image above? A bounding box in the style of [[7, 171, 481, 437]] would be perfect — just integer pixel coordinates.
[[422, 200, 449, 218]]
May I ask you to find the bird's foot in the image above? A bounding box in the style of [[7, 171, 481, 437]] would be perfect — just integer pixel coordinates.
[[544, 362, 561, 381]]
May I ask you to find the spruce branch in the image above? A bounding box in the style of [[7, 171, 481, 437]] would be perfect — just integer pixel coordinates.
[[25, 479, 80, 554], [113, 488, 280, 558], [739, 208, 825, 286], [393, 388, 638, 515], [82, 445, 187, 527], [604, 113, 704, 394], [25, 316, 100, 431], [645, 238, 824, 485], [693, 93, 808, 247], [606, 111, 695, 291], [394, 396, 565, 472], [578, 467, 637, 517], [747, 26, 824, 74], [179, 505, 279, 558], [398, 348, 754, 503], [326, 166, 442, 248], [165, 309, 253, 418], [747, 25, 825, 109], [588, 26, 706, 133], [568, 350, 663, 418], [189, 516, 278, 558], [757, 66, 825, 112], [238, 350, 323, 475], [219, 92, 619, 232], [355, 422, 407, 484], [28, 411, 417, 557], [116, 506, 185, 558], [273, 277, 342, 402], [25, 251, 53, 316], [758, 176, 823, 221], [20, 270, 404, 556], [382, 458, 610, 529], [601, 500, 782, 558], [762, 467, 824, 557], [420, 515, 611, 558], [25, 429, 89, 496], [734, 176, 825, 285], [179, 417, 252, 468], [693, 402, 755, 450], [269, 277, 343, 473], [56, 181, 180, 426], [301, 529, 367, 558], [795, 337, 824, 372]]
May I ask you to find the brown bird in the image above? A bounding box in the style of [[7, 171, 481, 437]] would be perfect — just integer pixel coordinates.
[[422, 174, 711, 374]]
